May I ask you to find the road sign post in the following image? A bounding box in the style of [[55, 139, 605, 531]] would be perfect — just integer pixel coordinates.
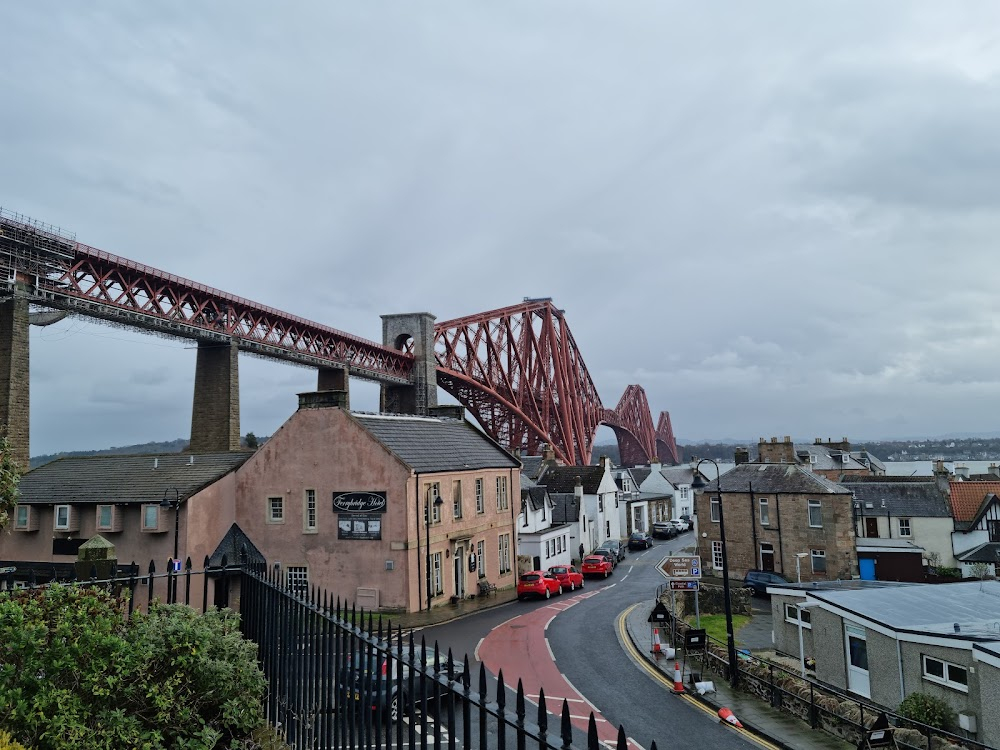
[[669, 580, 700, 591], [661, 555, 703, 628]]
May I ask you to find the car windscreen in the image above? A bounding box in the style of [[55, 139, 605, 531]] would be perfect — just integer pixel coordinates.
[[520, 574, 540, 582], [583, 557, 605, 564], [550, 567, 567, 574]]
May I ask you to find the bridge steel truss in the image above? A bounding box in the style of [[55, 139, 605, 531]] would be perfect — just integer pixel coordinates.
[[433, 299, 678, 466], [1, 209, 680, 466], [0, 209, 412, 383]]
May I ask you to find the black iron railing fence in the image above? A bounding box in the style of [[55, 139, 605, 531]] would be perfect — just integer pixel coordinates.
[[239, 562, 655, 750], [0, 555, 237, 614], [657, 602, 992, 750]]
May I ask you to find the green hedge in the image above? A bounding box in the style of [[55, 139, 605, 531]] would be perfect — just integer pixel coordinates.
[[0, 585, 267, 749]]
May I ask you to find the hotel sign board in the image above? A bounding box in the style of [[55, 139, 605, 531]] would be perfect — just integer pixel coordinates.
[[333, 491, 387, 540]]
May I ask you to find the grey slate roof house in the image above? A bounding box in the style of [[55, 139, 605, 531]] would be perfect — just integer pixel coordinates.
[[696, 463, 857, 582]]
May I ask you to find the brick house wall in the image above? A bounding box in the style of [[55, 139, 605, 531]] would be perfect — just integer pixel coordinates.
[[696, 488, 857, 582], [234, 406, 518, 613]]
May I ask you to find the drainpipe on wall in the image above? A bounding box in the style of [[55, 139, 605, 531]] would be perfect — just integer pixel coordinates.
[[415, 471, 422, 611], [749, 479, 758, 568], [775, 494, 785, 575]]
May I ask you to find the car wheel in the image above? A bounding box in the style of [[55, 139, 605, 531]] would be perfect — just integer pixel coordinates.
[[570, 581, 575, 591], [557, 585, 563, 596], [579, 578, 584, 588], [604, 570, 609, 578], [389, 693, 400, 724], [545, 588, 551, 599]]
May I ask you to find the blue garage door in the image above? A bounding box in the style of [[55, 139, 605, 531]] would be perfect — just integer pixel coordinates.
[[859, 557, 876, 580]]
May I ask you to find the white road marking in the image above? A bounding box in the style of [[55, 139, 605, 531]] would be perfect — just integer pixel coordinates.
[[545, 636, 555, 660], [474, 637, 484, 661]]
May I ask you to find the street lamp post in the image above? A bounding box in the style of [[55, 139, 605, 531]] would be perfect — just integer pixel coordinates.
[[426, 493, 444, 612], [691, 458, 739, 688], [159, 488, 180, 602]]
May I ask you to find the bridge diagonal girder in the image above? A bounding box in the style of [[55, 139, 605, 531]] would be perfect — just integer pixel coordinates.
[[433, 299, 663, 467], [655, 411, 680, 464], [1, 219, 415, 381]]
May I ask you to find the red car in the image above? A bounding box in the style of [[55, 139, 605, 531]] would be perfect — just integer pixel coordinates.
[[517, 570, 564, 600], [547, 565, 584, 591], [581, 555, 613, 578]]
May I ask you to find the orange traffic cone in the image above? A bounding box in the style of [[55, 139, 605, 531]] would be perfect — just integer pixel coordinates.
[[672, 661, 685, 694], [718, 707, 743, 728], [652, 628, 662, 655]]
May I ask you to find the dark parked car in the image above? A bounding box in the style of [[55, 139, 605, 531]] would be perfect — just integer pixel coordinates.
[[344, 645, 465, 723], [628, 531, 653, 550], [597, 539, 626, 562], [743, 569, 791, 597], [590, 548, 617, 568], [651, 522, 677, 539]]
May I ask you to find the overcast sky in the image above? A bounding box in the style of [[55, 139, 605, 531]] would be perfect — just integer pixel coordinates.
[[5, 3, 1000, 456]]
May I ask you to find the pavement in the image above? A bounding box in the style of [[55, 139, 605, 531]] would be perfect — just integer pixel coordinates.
[[389, 587, 520, 630], [738, 596, 778, 650], [624, 600, 851, 750]]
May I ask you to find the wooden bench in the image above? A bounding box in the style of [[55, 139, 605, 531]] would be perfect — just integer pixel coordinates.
[[477, 580, 497, 598]]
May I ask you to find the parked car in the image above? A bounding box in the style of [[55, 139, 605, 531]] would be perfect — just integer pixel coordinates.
[[581, 555, 613, 578], [343, 645, 466, 723], [651, 522, 677, 539], [590, 548, 618, 568], [628, 531, 653, 550], [669, 518, 690, 533], [743, 569, 792, 597], [597, 539, 626, 562], [547, 565, 584, 591], [517, 570, 563, 600], [679, 514, 692, 526]]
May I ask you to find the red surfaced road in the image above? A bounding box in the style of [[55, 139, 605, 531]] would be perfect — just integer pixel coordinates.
[[478, 589, 641, 749]]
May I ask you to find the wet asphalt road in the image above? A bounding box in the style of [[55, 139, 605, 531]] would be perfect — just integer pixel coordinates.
[[423, 533, 758, 750]]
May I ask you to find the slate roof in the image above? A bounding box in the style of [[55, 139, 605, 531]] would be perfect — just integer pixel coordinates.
[[629, 468, 652, 486], [855, 539, 924, 553], [538, 465, 607, 494], [788, 444, 869, 473], [841, 480, 952, 518], [840, 475, 932, 483], [208, 523, 265, 566], [661, 466, 696, 486], [806, 580, 1000, 639], [18, 452, 255, 504], [703, 463, 852, 495], [549, 493, 580, 524], [351, 414, 519, 473], [950, 481, 1000, 523], [853, 451, 886, 472], [521, 485, 548, 512], [520, 456, 545, 480], [957, 542, 1000, 564]]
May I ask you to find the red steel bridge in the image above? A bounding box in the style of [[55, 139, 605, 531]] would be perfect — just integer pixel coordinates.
[[0, 208, 678, 467]]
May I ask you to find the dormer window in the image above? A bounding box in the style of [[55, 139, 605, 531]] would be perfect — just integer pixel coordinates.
[[54, 505, 79, 533], [14, 504, 37, 531]]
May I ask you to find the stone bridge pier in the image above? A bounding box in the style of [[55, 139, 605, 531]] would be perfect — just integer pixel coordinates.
[[380, 312, 437, 415]]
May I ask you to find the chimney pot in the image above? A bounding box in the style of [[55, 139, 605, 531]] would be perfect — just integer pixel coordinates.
[[784, 435, 791, 443]]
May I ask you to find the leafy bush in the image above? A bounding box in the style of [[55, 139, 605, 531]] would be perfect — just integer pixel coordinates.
[[0, 585, 266, 749], [936, 567, 962, 579], [899, 692, 955, 731], [0, 730, 30, 750]]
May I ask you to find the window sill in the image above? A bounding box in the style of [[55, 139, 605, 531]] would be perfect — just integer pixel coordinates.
[[302, 528, 318, 535], [922, 675, 968, 693]]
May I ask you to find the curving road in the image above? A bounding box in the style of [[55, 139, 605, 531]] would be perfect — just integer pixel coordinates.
[[426, 534, 768, 750]]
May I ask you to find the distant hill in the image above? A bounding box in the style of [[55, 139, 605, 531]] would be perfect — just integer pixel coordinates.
[[30, 439, 190, 469], [29, 434, 268, 469]]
